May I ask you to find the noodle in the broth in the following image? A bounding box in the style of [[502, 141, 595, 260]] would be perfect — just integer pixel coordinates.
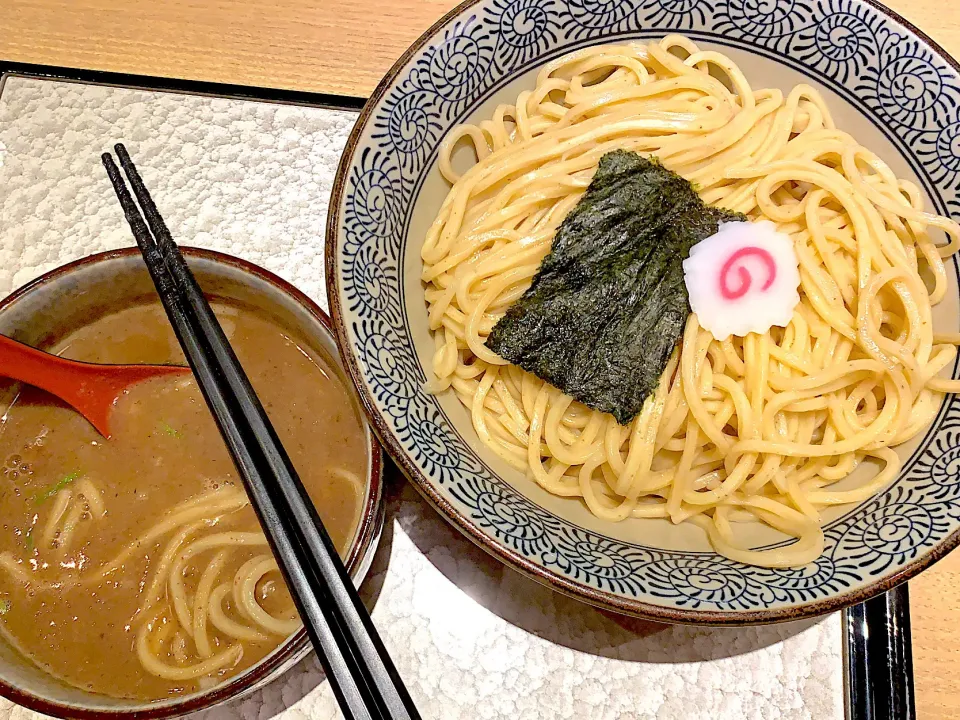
[[0, 301, 369, 699], [1, 475, 364, 684]]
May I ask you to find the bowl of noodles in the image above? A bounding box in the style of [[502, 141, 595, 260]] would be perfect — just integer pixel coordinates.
[[326, 0, 960, 622], [0, 248, 384, 716]]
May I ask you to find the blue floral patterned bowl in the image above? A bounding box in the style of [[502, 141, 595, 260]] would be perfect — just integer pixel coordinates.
[[326, 0, 960, 623]]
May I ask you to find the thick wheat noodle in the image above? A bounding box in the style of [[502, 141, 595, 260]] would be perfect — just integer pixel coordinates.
[[135, 501, 301, 678], [168, 532, 269, 634], [0, 489, 244, 588], [0, 484, 305, 682], [76, 478, 105, 517], [56, 502, 86, 555], [233, 556, 300, 636], [0, 490, 247, 593], [137, 519, 219, 621], [207, 585, 270, 643], [51, 478, 111, 555], [135, 606, 242, 682], [40, 489, 72, 549], [171, 632, 189, 666], [101, 488, 250, 587], [192, 549, 232, 659], [329, 467, 366, 490], [119, 490, 289, 677], [133, 488, 331, 677], [422, 35, 960, 567], [0, 554, 41, 584]]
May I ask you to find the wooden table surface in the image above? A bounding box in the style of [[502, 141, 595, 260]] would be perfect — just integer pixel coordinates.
[[3, 0, 960, 716]]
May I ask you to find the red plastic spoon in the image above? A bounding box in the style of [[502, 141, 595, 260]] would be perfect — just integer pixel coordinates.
[[0, 334, 192, 438]]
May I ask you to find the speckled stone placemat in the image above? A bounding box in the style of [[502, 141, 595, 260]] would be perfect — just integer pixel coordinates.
[[0, 75, 844, 720]]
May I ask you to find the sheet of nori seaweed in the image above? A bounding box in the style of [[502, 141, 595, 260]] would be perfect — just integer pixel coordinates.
[[485, 150, 744, 425]]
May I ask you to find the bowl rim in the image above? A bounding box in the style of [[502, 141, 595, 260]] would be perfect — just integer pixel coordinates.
[[324, 0, 960, 625], [0, 246, 385, 718]]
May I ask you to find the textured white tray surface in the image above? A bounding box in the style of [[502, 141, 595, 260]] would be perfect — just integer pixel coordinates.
[[0, 76, 843, 720]]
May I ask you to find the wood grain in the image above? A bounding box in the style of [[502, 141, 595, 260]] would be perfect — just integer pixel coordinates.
[[0, 0, 463, 98], [912, 550, 960, 718], [3, 0, 960, 98], [3, 0, 960, 715]]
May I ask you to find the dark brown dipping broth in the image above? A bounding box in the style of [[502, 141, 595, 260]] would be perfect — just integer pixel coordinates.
[[0, 302, 368, 701]]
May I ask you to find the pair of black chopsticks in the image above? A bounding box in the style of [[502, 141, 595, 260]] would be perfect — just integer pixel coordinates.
[[845, 585, 916, 720], [102, 144, 421, 720]]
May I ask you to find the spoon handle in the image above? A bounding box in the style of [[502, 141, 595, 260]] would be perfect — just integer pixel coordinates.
[[0, 334, 189, 437], [0, 334, 103, 403]]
